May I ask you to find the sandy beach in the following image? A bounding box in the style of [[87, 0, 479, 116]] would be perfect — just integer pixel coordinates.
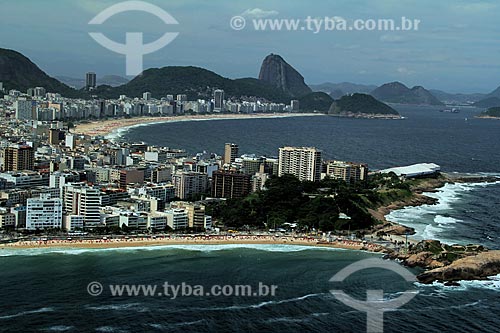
[[72, 113, 320, 137], [1, 235, 385, 252]]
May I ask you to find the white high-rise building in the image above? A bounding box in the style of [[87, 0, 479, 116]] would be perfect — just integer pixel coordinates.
[[15, 98, 34, 120], [63, 184, 101, 228], [278, 147, 322, 182], [172, 172, 208, 200], [165, 208, 188, 230], [26, 194, 63, 230]]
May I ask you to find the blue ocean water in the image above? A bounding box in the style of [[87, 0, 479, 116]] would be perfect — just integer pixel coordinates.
[[0, 245, 499, 332], [1, 106, 500, 332]]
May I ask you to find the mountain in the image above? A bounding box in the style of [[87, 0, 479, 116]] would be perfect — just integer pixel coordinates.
[[429, 90, 485, 104], [99, 75, 129, 87], [480, 107, 500, 118], [298, 92, 334, 112], [258, 54, 312, 97], [473, 97, 500, 108], [94, 66, 292, 102], [371, 82, 444, 106], [328, 93, 399, 116], [310, 82, 377, 98], [0, 48, 80, 97], [486, 86, 500, 99], [55, 76, 85, 89]]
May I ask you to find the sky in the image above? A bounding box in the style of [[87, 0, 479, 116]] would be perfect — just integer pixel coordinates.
[[0, 0, 499, 93]]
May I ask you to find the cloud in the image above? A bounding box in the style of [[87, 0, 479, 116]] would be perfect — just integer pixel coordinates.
[[241, 8, 279, 19], [453, 3, 497, 12], [380, 34, 406, 43], [397, 67, 415, 75]]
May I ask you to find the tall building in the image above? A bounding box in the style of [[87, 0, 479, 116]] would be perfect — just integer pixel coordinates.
[[143, 92, 152, 100], [172, 172, 208, 200], [291, 100, 300, 112], [26, 194, 63, 230], [224, 143, 239, 165], [324, 161, 368, 185], [15, 98, 34, 120], [170, 202, 209, 229], [278, 147, 322, 182], [2, 145, 34, 172], [164, 208, 188, 230], [241, 156, 278, 175], [212, 170, 251, 199], [119, 168, 145, 188], [63, 184, 101, 228], [86, 72, 97, 90], [34, 87, 46, 98], [49, 129, 61, 145], [214, 89, 225, 111]]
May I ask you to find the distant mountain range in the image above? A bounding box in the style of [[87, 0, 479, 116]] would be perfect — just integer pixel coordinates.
[[311, 80, 444, 106], [56, 75, 129, 89], [473, 86, 500, 108], [429, 90, 485, 104], [309, 82, 377, 99], [473, 97, 500, 108], [2, 47, 500, 111], [371, 82, 444, 106]]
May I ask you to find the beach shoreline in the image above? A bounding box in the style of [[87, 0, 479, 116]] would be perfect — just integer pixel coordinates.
[[1, 235, 384, 252], [72, 113, 322, 138]]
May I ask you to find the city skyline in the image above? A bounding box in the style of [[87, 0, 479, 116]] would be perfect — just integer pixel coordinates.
[[0, 0, 499, 93]]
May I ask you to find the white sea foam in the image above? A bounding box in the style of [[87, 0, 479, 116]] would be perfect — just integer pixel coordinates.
[[210, 293, 328, 311], [415, 274, 500, 292], [386, 180, 500, 243], [0, 244, 348, 257], [85, 303, 148, 312], [95, 327, 127, 333], [41, 326, 75, 332], [0, 307, 55, 320]]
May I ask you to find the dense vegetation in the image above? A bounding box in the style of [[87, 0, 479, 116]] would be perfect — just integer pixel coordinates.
[[328, 93, 399, 115], [206, 173, 413, 232], [298, 92, 334, 111], [0, 48, 83, 98], [482, 107, 500, 117], [93, 67, 293, 103]]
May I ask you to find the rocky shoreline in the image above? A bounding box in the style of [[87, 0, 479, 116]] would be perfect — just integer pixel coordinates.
[[370, 174, 500, 284]]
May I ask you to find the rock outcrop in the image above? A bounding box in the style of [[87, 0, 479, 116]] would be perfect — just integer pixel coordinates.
[[258, 54, 312, 97], [417, 250, 500, 284]]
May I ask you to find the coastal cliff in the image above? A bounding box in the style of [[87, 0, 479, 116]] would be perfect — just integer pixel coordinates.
[[417, 250, 500, 284], [373, 174, 500, 284]]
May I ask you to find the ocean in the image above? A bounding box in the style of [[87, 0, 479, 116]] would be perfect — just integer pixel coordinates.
[[2, 105, 500, 332]]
